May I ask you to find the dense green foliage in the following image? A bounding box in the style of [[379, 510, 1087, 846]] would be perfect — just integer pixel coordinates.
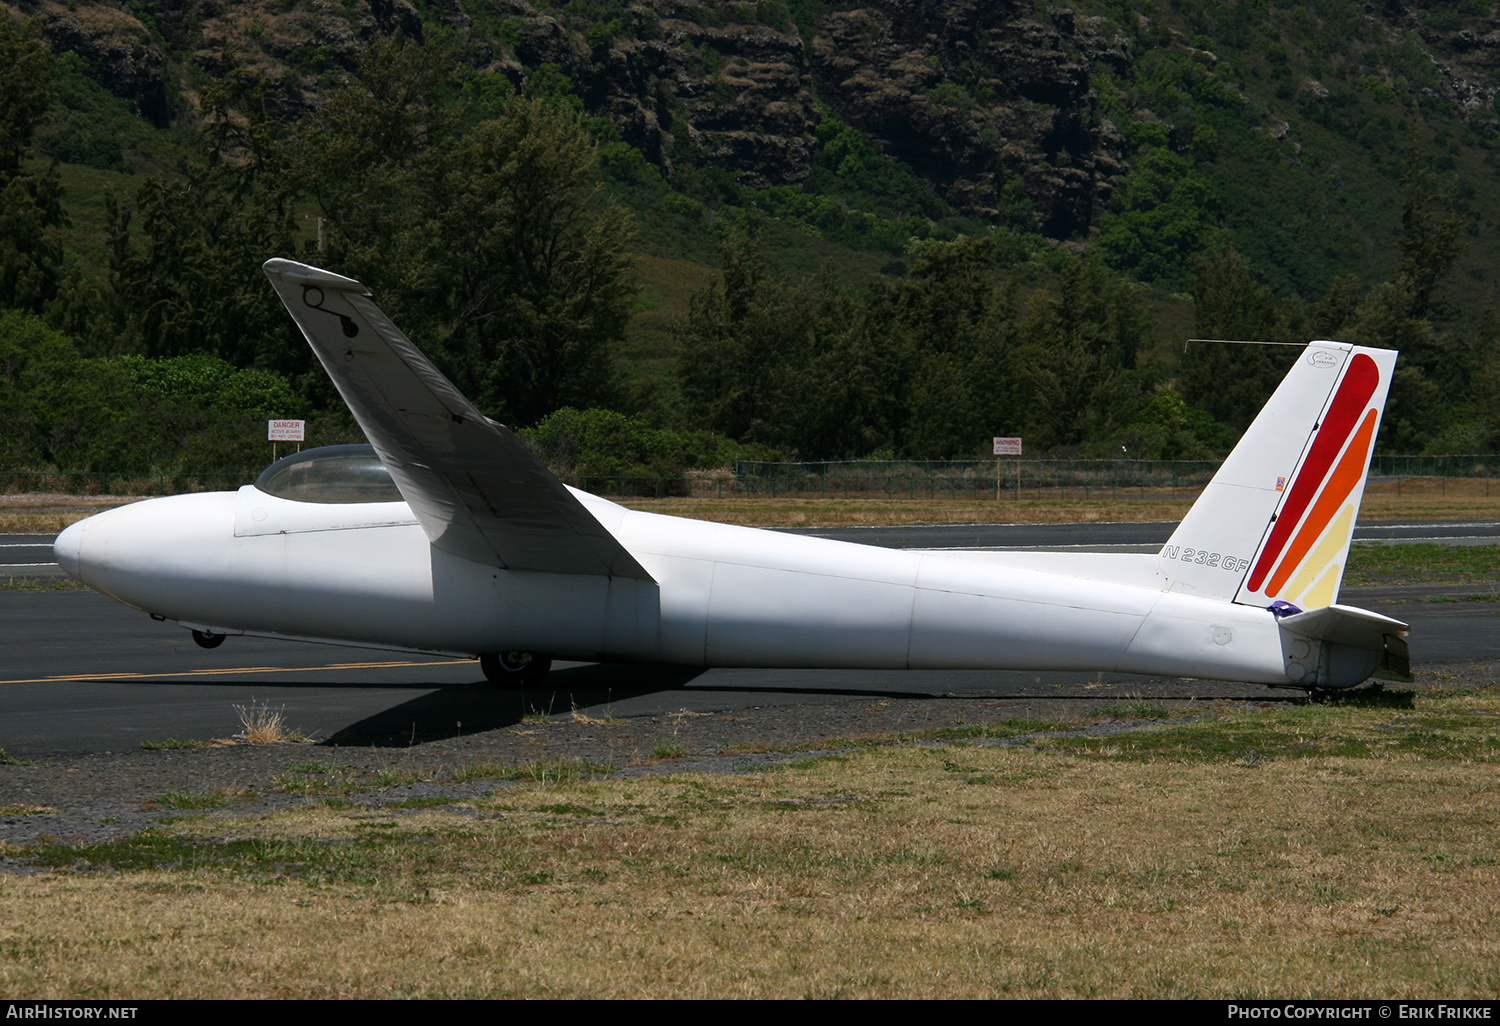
[[0, 311, 316, 471], [679, 230, 1218, 459], [520, 406, 771, 479], [5, 2, 1500, 473]]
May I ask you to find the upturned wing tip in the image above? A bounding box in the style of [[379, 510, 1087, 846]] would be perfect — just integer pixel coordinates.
[[262, 258, 369, 294]]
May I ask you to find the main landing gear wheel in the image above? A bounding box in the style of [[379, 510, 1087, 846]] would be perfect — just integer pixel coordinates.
[[480, 651, 552, 687], [191, 630, 226, 649]]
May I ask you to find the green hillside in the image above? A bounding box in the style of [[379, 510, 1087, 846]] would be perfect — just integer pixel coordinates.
[[4, 0, 1499, 471]]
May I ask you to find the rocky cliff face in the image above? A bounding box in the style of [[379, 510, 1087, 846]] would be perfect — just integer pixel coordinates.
[[16, 0, 1500, 242], [19, 0, 170, 125], [16, 0, 1127, 235], [486, 0, 1131, 235], [810, 2, 1130, 237]]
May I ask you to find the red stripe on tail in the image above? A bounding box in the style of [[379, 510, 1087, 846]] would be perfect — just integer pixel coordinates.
[[1245, 352, 1379, 593]]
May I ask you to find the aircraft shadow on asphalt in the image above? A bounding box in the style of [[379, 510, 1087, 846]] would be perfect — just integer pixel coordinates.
[[323, 663, 710, 746], [316, 662, 1310, 748]]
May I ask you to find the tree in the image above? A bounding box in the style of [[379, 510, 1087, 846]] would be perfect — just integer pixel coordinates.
[[426, 98, 637, 423], [108, 53, 302, 372], [0, 15, 66, 315], [680, 230, 883, 457], [1396, 132, 1465, 323], [301, 42, 636, 424], [1182, 242, 1297, 431]]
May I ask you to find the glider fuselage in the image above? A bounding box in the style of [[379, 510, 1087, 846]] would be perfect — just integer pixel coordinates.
[[57, 485, 1296, 685]]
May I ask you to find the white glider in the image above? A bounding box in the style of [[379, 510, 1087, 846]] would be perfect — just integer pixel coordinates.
[[53, 258, 1409, 691]]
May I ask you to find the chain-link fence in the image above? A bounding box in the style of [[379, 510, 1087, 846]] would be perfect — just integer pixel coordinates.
[[0, 471, 259, 496], [5, 454, 1499, 501], [730, 459, 1222, 500]]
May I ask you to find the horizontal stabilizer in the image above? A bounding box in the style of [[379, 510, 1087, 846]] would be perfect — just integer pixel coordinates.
[[1279, 603, 1407, 648], [1279, 603, 1411, 684], [262, 258, 653, 581]]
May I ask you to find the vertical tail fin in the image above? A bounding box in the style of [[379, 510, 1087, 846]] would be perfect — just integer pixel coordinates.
[[1160, 341, 1397, 610]]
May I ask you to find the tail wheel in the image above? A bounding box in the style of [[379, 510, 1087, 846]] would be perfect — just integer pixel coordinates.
[[480, 651, 552, 687]]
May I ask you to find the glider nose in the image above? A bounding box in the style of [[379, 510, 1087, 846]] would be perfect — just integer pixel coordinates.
[[53, 520, 84, 581]]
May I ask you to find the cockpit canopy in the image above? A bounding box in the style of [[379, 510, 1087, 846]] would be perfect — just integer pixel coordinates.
[[254, 444, 405, 504]]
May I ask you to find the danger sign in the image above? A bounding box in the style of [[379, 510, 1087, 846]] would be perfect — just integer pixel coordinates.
[[268, 419, 305, 441]]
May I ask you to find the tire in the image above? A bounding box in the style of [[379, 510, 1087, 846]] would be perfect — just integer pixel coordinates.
[[480, 651, 552, 687], [191, 630, 226, 649]]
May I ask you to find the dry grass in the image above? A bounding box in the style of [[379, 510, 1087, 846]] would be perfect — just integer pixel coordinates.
[[619, 481, 1500, 528], [230, 700, 310, 745], [4, 479, 1498, 533], [0, 494, 136, 534], [5, 692, 1500, 998]]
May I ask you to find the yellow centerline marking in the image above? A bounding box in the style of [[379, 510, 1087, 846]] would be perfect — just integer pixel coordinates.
[[0, 658, 476, 685]]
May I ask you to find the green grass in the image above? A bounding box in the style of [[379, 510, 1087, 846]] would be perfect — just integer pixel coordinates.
[[10, 686, 1500, 997], [154, 791, 243, 809], [386, 796, 457, 809], [726, 719, 1076, 756], [451, 758, 616, 784], [1345, 543, 1500, 585], [1046, 691, 1500, 765], [1089, 701, 1175, 720], [274, 765, 360, 795]]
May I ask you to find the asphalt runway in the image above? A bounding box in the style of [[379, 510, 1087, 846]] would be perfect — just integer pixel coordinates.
[[2, 522, 1497, 757]]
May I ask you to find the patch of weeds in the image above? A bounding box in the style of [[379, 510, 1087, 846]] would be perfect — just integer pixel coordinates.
[[1090, 700, 1173, 719], [1318, 685, 1416, 709], [507, 758, 615, 782], [0, 804, 57, 816], [783, 755, 848, 770], [141, 737, 210, 750], [321, 798, 359, 811], [155, 790, 243, 809], [371, 768, 433, 787], [275, 765, 360, 795], [651, 740, 688, 759], [458, 758, 615, 784], [986, 866, 1015, 880], [386, 796, 456, 809], [523, 696, 558, 724], [26, 832, 264, 873], [1314, 884, 1347, 904], [446, 763, 516, 783], [232, 699, 312, 744], [570, 698, 626, 726], [533, 803, 606, 817], [727, 719, 1069, 756], [1426, 686, 1484, 698], [0, 748, 33, 766], [0, 576, 88, 592], [283, 760, 347, 774]]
